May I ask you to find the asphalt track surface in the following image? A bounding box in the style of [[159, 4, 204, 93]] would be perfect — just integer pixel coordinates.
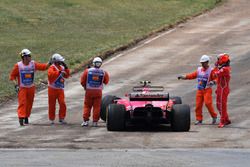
[[0, 148, 250, 167], [0, 0, 250, 166]]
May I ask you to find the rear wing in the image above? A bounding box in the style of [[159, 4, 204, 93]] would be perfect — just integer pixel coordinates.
[[133, 86, 164, 92], [129, 92, 169, 101]]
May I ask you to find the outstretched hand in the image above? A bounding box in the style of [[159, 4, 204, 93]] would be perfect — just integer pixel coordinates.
[[48, 58, 54, 66], [177, 75, 186, 80]]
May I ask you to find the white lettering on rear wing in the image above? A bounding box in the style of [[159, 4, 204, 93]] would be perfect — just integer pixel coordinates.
[[129, 92, 169, 101]]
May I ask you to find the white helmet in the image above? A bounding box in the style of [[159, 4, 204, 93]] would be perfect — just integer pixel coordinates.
[[200, 55, 210, 63], [92, 57, 102, 68], [52, 53, 65, 62], [20, 49, 31, 57]]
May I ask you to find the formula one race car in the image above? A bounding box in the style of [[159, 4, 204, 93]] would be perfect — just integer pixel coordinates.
[[101, 81, 190, 132]]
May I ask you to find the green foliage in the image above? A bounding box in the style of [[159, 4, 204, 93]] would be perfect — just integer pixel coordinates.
[[0, 0, 220, 101]]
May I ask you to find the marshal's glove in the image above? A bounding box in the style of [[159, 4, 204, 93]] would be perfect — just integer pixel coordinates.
[[48, 58, 54, 66], [177, 75, 186, 80], [214, 61, 219, 67], [60, 71, 67, 77], [208, 81, 216, 87], [15, 85, 19, 93], [61, 62, 68, 69]]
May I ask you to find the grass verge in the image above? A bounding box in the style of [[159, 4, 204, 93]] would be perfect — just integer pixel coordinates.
[[0, 0, 222, 103]]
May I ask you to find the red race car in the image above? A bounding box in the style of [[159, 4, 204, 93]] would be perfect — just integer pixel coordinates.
[[101, 81, 190, 131]]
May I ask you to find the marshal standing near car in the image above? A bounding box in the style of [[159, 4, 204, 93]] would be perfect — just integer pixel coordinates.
[[213, 53, 231, 128], [48, 53, 70, 125], [80, 57, 109, 127], [178, 55, 217, 125], [9, 49, 51, 126]]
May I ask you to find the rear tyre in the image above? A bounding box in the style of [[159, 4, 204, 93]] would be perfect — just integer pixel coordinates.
[[100, 95, 118, 121], [107, 104, 126, 131], [170, 96, 182, 104], [171, 104, 190, 132]]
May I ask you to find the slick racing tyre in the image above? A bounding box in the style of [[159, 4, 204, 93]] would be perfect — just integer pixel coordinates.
[[101, 95, 118, 121], [107, 104, 126, 131], [171, 104, 190, 132], [170, 96, 182, 104]]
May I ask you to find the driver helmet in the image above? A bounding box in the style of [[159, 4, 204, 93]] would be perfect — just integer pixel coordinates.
[[217, 53, 230, 65]]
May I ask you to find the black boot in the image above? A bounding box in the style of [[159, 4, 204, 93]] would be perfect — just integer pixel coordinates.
[[19, 118, 24, 126], [24, 117, 29, 124]]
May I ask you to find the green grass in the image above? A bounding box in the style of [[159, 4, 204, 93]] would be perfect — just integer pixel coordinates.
[[0, 0, 221, 102]]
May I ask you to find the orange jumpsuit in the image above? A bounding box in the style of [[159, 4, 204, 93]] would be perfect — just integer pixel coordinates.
[[80, 67, 109, 122], [9, 61, 47, 119], [48, 64, 70, 121], [185, 66, 217, 121]]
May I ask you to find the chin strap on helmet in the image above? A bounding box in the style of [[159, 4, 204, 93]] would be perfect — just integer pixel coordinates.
[[92, 57, 102, 68]]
